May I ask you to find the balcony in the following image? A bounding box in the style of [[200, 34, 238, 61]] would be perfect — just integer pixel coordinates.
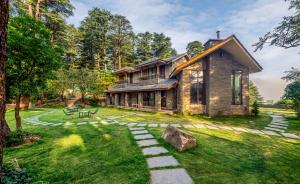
[[113, 75, 166, 89]]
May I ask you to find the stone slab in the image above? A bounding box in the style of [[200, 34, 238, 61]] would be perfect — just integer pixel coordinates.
[[232, 127, 248, 132], [262, 130, 281, 136], [182, 125, 195, 129], [218, 126, 233, 130], [131, 130, 149, 135], [148, 124, 159, 127], [206, 125, 219, 130], [160, 124, 168, 128], [194, 124, 205, 129], [150, 168, 194, 184], [147, 156, 179, 169], [281, 133, 300, 139], [137, 123, 147, 127], [268, 124, 288, 129], [134, 134, 154, 140], [142, 146, 168, 156], [129, 127, 145, 131], [118, 122, 128, 125], [248, 129, 264, 134], [127, 123, 137, 127], [170, 124, 181, 128], [77, 122, 87, 125], [265, 127, 285, 133], [89, 121, 98, 124], [270, 122, 288, 126], [136, 139, 159, 147]]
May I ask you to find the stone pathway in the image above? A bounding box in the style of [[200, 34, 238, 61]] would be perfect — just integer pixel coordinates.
[[128, 126, 194, 184], [24, 111, 300, 140]]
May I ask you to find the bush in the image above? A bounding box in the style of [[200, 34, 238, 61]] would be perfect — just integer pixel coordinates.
[[5, 130, 30, 147], [3, 161, 31, 184], [85, 98, 100, 106], [251, 101, 259, 116]]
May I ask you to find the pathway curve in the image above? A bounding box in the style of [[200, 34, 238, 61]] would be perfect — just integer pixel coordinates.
[[24, 112, 300, 140]]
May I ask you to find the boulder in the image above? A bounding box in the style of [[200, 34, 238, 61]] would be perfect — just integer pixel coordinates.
[[162, 125, 196, 151]]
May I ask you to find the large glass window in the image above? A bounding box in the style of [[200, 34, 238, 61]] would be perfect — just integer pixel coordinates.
[[143, 92, 155, 106], [231, 71, 242, 105], [190, 70, 205, 104]]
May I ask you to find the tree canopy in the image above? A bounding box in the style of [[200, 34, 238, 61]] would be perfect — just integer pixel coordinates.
[[186, 41, 204, 57]]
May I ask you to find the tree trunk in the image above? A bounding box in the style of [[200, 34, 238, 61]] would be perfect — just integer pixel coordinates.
[[103, 48, 107, 71], [97, 50, 101, 71], [0, 0, 10, 182], [35, 0, 43, 20], [81, 92, 85, 103], [118, 52, 122, 70], [27, 0, 33, 16], [15, 95, 22, 130]]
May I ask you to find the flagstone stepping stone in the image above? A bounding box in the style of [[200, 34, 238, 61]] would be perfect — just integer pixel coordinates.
[[262, 130, 281, 136], [232, 127, 248, 132], [265, 127, 285, 133], [268, 124, 287, 129], [77, 122, 88, 125], [270, 123, 288, 127], [248, 129, 264, 134], [89, 121, 98, 124], [137, 123, 147, 127], [147, 156, 179, 169], [206, 125, 219, 130], [136, 139, 159, 147], [127, 123, 137, 127], [129, 127, 145, 131], [118, 122, 128, 125], [142, 146, 168, 156], [218, 126, 233, 130], [64, 123, 75, 126], [148, 124, 158, 127], [134, 134, 154, 140], [150, 168, 194, 184], [182, 125, 195, 129], [281, 133, 300, 139], [194, 124, 205, 128], [171, 124, 181, 128], [160, 124, 168, 128], [131, 130, 149, 135]]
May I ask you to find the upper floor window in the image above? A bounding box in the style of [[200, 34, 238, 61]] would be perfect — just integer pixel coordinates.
[[159, 65, 165, 78], [190, 70, 205, 104], [231, 70, 242, 105]]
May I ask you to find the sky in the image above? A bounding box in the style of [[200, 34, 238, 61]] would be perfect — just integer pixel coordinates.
[[67, 0, 300, 102]]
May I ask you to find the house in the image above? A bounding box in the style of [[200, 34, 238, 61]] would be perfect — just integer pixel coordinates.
[[105, 34, 262, 116]]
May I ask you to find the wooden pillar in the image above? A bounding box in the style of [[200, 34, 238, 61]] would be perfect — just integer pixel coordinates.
[[138, 92, 143, 108], [156, 64, 159, 78], [155, 90, 161, 111], [125, 93, 129, 107], [114, 94, 118, 106]]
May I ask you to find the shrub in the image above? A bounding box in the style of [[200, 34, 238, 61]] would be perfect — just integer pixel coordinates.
[[85, 98, 100, 106], [251, 101, 259, 116], [5, 130, 29, 147], [3, 161, 31, 184]]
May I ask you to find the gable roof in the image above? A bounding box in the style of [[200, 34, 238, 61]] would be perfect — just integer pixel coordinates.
[[165, 53, 189, 64], [170, 35, 263, 77], [114, 66, 137, 74], [136, 57, 164, 67]]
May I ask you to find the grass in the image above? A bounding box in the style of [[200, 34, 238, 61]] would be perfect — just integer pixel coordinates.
[[149, 127, 300, 184], [4, 108, 149, 184]]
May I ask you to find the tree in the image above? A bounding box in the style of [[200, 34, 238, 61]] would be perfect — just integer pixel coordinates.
[[7, 15, 60, 130], [254, 0, 300, 51], [282, 68, 300, 119], [110, 15, 134, 70], [64, 25, 82, 67], [249, 81, 263, 105], [151, 32, 175, 59], [186, 41, 204, 57], [80, 8, 112, 71], [0, 0, 11, 181], [136, 32, 153, 62], [47, 68, 71, 102]]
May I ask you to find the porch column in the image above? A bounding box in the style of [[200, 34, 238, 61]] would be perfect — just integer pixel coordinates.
[[138, 92, 143, 108], [156, 64, 159, 77], [155, 90, 161, 111], [114, 94, 118, 106], [125, 93, 129, 107]]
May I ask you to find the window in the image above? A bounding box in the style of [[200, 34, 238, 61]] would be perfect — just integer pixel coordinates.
[[143, 92, 155, 106], [141, 67, 156, 80], [231, 71, 242, 105], [159, 65, 165, 78], [190, 70, 205, 104]]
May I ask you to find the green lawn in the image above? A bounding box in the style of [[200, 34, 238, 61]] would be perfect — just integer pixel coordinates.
[[4, 108, 149, 183], [4, 107, 300, 183], [150, 127, 300, 184]]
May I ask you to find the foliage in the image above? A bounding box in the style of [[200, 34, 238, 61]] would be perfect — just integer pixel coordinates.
[[3, 161, 31, 184], [254, 0, 300, 51], [249, 81, 263, 105], [274, 99, 294, 108], [5, 130, 30, 147], [282, 68, 300, 119], [47, 68, 72, 101], [251, 101, 259, 116], [186, 41, 204, 57]]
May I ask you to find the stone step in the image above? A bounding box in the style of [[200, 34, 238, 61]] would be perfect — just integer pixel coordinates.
[[129, 127, 145, 131], [281, 133, 300, 139], [160, 124, 168, 128], [218, 126, 233, 131], [262, 130, 281, 136], [131, 130, 149, 135], [182, 125, 195, 129], [267, 124, 287, 129], [248, 129, 264, 134], [148, 124, 158, 127], [142, 146, 169, 156], [150, 168, 194, 184], [147, 156, 179, 169], [270, 122, 288, 126], [137, 139, 159, 147], [134, 134, 154, 140], [127, 123, 137, 127], [194, 124, 205, 129], [171, 124, 181, 128], [265, 127, 285, 133], [206, 125, 219, 130], [137, 123, 147, 127], [232, 127, 248, 132]]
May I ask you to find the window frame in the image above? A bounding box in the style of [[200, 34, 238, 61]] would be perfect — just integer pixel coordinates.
[[231, 70, 243, 105], [190, 70, 205, 105], [142, 91, 155, 107]]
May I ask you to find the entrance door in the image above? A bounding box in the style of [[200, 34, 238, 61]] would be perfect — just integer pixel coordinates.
[[161, 91, 167, 108]]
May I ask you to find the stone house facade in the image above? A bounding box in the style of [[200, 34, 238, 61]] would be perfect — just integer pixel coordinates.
[[106, 35, 262, 116]]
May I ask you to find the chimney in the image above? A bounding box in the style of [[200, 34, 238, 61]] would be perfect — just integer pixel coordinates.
[[216, 30, 220, 39]]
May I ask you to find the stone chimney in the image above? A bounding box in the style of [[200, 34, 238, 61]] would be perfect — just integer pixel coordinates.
[[204, 31, 223, 50]]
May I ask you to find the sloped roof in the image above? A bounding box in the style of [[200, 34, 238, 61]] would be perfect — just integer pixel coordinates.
[[136, 57, 164, 67], [170, 35, 263, 77], [106, 79, 178, 93], [114, 67, 137, 74], [165, 53, 189, 64]]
